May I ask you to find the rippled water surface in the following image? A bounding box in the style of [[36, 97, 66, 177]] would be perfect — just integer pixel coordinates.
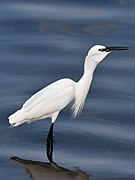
[[0, 0, 135, 179]]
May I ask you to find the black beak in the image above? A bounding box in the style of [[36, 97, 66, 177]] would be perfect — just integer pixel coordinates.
[[101, 46, 129, 52]]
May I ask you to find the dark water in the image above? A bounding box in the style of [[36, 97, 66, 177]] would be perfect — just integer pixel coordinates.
[[0, 0, 135, 179]]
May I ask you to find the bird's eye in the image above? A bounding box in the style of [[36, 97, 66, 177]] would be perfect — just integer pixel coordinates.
[[98, 49, 102, 51]]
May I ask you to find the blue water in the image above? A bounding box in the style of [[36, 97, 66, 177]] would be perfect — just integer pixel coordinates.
[[0, 0, 135, 179]]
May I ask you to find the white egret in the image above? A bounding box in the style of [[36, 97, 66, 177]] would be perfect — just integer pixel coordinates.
[[8, 45, 128, 127], [8, 45, 128, 161]]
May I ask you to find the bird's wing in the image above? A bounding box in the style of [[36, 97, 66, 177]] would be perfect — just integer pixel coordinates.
[[22, 79, 75, 112]]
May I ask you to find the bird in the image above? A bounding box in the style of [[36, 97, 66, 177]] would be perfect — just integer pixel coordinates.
[[8, 45, 128, 161], [8, 45, 128, 127]]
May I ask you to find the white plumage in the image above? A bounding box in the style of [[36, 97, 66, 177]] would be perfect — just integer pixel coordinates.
[[9, 79, 75, 126], [8, 45, 128, 127]]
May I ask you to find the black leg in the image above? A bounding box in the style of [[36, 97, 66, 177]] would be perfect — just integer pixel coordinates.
[[46, 123, 54, 163]]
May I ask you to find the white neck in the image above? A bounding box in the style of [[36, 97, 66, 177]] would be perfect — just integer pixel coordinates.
[[84, 55, 98, 76], [80, 56, 98, 86], [73, 57, 98, 117]]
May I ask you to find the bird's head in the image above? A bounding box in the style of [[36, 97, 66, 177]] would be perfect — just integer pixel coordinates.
[[87, 45, 128, 64]]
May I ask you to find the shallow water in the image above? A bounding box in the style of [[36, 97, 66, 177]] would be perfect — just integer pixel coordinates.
[[0, 0, 135, 179]]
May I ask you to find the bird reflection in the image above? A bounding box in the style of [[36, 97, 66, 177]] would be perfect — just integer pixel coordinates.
[[10, 127, 89, 180], [10, 156, 89, 180]]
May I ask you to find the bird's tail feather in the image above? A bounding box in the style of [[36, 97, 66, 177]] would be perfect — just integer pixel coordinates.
[[8, 109, 28, 127]]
